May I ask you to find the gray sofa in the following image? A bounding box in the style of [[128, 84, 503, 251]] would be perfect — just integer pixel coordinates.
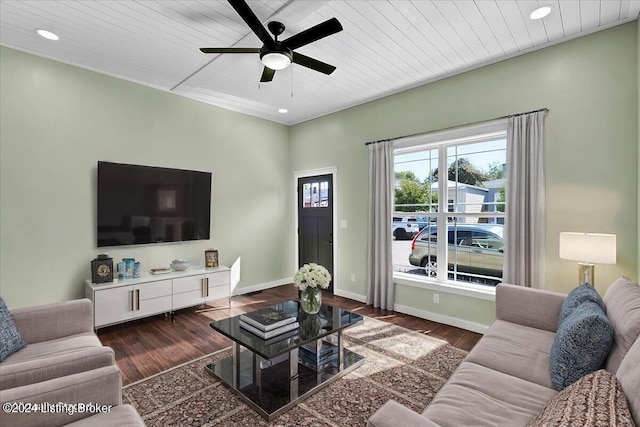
[[0, 299, 144, 426], [368, 277, 640, 427]]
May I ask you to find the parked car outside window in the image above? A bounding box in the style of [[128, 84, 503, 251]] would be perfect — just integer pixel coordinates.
[[392, 216, 420, 240], [408, 224, 504, 283]]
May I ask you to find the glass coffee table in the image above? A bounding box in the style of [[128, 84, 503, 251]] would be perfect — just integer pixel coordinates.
[[205, 300, 364, 421]]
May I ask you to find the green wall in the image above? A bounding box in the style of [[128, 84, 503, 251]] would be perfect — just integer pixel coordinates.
[[289, 22, 639, 330], [1, 22, 638, 330], [0, 46, 293, 309]]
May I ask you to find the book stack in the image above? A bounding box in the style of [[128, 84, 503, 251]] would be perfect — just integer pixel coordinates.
[[239, 307, 299, 341], [298, 341, 339, 372]]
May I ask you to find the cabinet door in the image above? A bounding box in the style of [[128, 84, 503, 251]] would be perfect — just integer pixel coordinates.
[[173, 275, 205, 294], [94, 286, 134, 327], [204, 271, 230, 303], [135, 280, 172, 318]]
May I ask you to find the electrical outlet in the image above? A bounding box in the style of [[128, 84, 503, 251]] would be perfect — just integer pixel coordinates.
[[351, 273, 356, 282], [433, 293, 440, 304]]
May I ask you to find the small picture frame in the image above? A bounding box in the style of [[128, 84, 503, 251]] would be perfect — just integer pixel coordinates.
[[205, 249, 219, 268]]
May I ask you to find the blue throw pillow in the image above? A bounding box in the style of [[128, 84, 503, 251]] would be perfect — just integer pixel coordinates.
[[0, 297, 26, 362], [558, 283, 605, 325], [550, 300, 614, 391]]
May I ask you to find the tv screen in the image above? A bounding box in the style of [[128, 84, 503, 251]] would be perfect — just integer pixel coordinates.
[[97, 161, 211, 247]]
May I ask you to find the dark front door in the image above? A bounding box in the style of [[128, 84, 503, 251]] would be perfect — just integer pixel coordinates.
[[298, 174, 334, 293]]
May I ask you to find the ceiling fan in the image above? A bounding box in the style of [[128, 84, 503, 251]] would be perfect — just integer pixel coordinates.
[[200, 0, 343, 82]]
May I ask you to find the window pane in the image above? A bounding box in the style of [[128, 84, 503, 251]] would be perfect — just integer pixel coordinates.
[[446, 139, 507, 216], [303, 183, 311, 208], [447, 217, 504, 286]]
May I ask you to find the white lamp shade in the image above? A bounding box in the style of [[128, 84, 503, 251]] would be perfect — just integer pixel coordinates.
[[559, 232, 617, 264]]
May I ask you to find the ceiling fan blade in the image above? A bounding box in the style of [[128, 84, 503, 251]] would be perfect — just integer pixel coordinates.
[[260, 67, 276, 82], [282, 17, 343, 50], [228, 0, 275, 48], [200, 47, 260, 54], [292, 52, 336, 75]]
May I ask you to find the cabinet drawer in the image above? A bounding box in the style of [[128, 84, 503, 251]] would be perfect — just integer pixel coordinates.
[[137, 295, 172, 318], [173, 275, 205, 294], [205, 271, 230, 287], [173, 290, 203, 310], [138, 279, 172, 300], [206, 284, 229, 301]]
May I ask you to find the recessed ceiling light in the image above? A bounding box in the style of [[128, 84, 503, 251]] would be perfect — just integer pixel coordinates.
[[36, 29, 59, 41], [529, 5, 552, 20], [278, 108, 288, 114]]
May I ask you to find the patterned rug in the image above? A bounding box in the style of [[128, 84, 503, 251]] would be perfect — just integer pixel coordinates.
[[123, 317, 467, 426]]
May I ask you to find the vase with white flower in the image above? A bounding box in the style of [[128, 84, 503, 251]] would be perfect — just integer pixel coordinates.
[[294, 263, 331, 314]]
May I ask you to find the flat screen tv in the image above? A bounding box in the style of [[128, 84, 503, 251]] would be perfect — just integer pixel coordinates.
[[97, 161, 211, 247]]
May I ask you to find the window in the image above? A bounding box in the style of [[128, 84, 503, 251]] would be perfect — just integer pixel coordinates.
[[392, 124, 507, 289], [302, 181, 329, 208]]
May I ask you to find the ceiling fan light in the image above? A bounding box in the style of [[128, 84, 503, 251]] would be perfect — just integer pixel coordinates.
[[261, 52, 292, 71], [529, 5, 552, 20]]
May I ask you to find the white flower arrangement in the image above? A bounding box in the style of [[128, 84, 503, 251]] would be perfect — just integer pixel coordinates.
[[294, 263, 331, 291]]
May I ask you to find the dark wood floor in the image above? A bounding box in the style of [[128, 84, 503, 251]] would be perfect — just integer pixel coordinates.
[[97, 284, 482, 385]]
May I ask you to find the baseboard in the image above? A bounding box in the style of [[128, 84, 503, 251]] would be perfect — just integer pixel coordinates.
[[334, 288, 367, 303], [393, 303, 490, 334], [232, 277, 293, 296]]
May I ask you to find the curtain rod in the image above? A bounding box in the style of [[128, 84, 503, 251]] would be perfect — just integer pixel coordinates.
[[364, 108, 549, 146]]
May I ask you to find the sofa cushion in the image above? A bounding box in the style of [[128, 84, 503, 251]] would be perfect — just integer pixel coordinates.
[[0, 365, 122, 427], [0, 297, 26, 362], [558, 283, 604, 324], [422, 362, 557, 426], [528, 369, 635, 427], [616, 337, 640, 425], [464, 319, 556, 389], [0, 333, 114, 389], [550, 300, 614, 390], [603, 276, 640, 373]]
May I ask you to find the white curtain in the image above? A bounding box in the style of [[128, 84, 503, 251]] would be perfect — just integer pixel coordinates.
[[366, 140, 394, 309], [503, 111, 546, 288]]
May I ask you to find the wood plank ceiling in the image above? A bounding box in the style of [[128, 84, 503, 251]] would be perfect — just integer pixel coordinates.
[[1, 1, 638, 125]]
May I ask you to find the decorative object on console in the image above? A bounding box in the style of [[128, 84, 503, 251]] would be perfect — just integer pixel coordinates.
[[91, 254, 114, 284], [205, 249, 219, 268], [133, 262, 141, 278], [123, 257, 135, 279], [295, 263, 331, 314], [117, 261, 124, 278], [170, 259, 191, 271], [559, 232, 617, 284]]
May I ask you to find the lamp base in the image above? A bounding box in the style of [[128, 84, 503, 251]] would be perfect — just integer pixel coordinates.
[[578, 263, 595, 285]]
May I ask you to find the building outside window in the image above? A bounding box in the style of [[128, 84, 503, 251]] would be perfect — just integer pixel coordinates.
[[392, 126, 507, 289]]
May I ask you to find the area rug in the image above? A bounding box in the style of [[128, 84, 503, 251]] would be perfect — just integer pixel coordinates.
[[123, 316, 467, 426]]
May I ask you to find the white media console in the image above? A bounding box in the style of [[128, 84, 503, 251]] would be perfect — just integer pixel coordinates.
[[85, 266, 230, 329]]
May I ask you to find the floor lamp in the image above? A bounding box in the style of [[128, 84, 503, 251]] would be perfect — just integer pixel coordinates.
[[559, 232, 617, 285]]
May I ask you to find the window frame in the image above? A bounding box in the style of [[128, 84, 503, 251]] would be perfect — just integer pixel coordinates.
[[392, 119, 508, 299]]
